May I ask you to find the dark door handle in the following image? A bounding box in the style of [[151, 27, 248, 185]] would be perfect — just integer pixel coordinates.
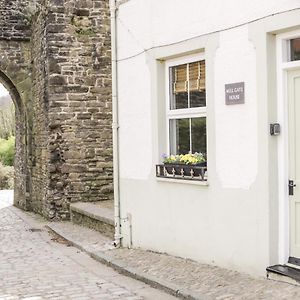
[[289, 180, 296, 196]]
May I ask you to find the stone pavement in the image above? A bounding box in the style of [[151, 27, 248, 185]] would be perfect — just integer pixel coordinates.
[[48, 222, 300, 300], [3, 189, 300, 300], [0, 192, 176, 300]]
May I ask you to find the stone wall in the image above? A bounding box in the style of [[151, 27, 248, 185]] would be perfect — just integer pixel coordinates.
[[29, 0, 50, 216], [0, 0, 32, 40], [44, 0, 113, 219], [0, 0, 113, 220]]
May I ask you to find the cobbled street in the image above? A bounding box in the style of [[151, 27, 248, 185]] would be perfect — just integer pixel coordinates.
[[0, 192, 175, 300]]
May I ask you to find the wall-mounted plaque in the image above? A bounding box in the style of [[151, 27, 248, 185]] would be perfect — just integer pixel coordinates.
[[225, 82, 245, 105]]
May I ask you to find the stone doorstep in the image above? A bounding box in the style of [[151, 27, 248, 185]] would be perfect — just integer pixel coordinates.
[[267, 270, 300, 286], [70, 201, 115, 238], [266, 265, 300, 286]]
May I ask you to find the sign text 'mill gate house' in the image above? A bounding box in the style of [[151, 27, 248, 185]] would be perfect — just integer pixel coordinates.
[[225, 82, 245, 105]]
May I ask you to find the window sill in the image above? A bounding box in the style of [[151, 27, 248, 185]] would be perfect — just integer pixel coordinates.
[[156, 177, 209, 186]]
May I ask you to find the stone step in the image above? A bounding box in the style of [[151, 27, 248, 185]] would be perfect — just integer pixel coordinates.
[[70, 201, 115, 239], [266, 264, 300, 286]]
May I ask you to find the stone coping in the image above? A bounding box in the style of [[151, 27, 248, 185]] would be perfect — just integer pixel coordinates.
[[70, 201, 114, 226]]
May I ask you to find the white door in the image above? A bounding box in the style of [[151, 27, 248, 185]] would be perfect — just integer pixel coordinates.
[[288, 69, 300, 258]]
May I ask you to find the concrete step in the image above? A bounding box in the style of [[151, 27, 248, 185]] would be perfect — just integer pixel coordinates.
[[70, 201, 115, 239]]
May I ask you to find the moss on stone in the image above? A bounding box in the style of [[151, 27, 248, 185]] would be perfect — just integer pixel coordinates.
[[71, 15, 96, 36]]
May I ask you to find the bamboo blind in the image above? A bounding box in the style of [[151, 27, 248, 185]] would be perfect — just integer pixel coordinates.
[[173, 64, 187, 93], [173, 60, 205, 93]]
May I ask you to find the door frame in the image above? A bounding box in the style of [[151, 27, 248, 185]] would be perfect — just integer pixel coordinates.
[[277, 29, 300, 264]]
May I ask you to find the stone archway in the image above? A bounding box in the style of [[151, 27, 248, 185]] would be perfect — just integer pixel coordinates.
[[0, 42, 32, 210], [0, 0, 113, 220]]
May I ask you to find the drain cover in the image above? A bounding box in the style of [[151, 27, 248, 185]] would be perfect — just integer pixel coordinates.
[[28, 228, 42, 232]]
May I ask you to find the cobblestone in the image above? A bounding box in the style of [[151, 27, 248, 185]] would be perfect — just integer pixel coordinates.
[[0, 193, 175, 300], [48, 217, 300, 300], [7, 188, 300, 300], [107, 249, 300, 300]]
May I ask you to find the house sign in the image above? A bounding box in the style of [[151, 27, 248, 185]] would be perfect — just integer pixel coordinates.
[[225, 82, 245, 105]]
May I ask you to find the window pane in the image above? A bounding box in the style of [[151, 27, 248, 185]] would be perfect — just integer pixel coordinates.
[[174, 92, 189, 109], [190, 90, 206, 108], [189, 60, 206, 108], [169, 118, 190, 155], [291, 39, 300, 61], [191, 117, 206, 156], [170, 65, 188, 109]]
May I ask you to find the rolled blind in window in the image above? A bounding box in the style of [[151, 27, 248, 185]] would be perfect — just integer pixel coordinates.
[[189, 60, 205, 92], [173, 64, 188, 93]]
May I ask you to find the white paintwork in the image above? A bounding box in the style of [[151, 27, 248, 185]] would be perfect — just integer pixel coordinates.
[[288, 69, 300, 258], [117, 0, 300, 62], [165, 54, 206, 156], [110, 0, 122, 247], [215, 26, 257, 188], [116, 1, 300, 276], [118, 56, 152, 180]]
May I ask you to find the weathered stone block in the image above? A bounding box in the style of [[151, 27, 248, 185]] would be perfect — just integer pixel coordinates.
[[61, 164, 88, 174]]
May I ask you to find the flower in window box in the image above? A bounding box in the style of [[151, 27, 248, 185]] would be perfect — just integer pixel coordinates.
[[162, 152, 206, 166], [162, 153, 180, 164]]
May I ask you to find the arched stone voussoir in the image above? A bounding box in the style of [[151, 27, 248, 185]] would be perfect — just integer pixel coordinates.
[[5, 63, 30, 85], [0, 69, 27, 113]]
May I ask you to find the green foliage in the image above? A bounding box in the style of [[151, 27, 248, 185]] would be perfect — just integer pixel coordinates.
[[75, 27, 96, 36], [0, 136, 15, 166], [0, 161, 14, 190], [23, 4, 37, 26], [0, 102, 15, 139], [71, 15, 96, 36]]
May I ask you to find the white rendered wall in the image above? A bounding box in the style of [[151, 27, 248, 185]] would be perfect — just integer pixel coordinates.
[[215, 27, 257, 188], [117, 1, 300, 276], [117, 0, 300, 61], [118, 55, 152, 180]]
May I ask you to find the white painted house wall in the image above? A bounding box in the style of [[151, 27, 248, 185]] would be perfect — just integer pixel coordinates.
[[116, 0, 300, 61], [116, 0, 300, 276]]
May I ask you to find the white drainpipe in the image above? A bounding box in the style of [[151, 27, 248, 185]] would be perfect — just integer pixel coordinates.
[[110, 0, 121, 247]]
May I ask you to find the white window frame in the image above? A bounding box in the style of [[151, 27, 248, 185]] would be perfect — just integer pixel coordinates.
[[165, 53, 206, 155]]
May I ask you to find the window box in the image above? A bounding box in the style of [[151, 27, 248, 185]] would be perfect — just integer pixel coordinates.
[[156, 163, 207, 181]]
